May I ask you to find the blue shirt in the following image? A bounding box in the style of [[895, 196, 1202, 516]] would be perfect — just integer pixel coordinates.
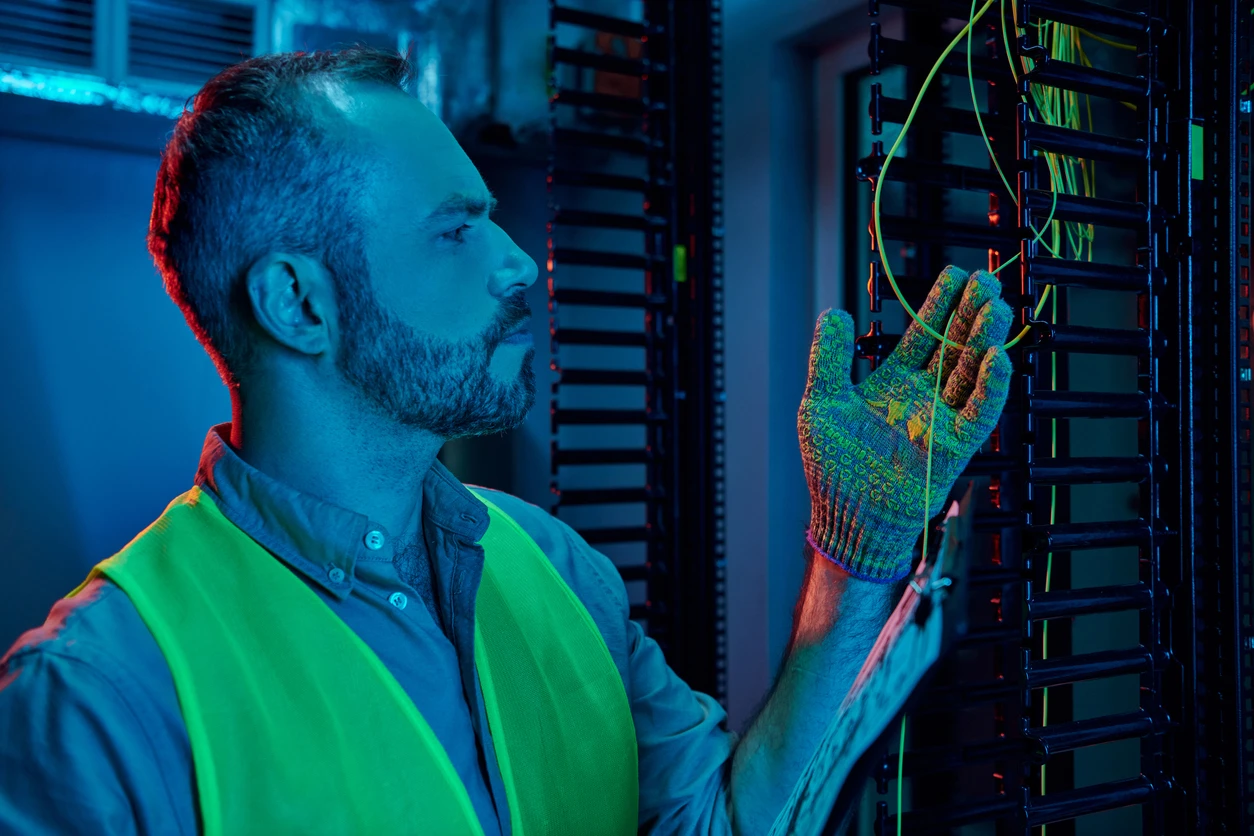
[[0, 424, 736, 834]]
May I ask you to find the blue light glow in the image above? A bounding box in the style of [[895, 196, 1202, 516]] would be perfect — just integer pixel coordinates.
[[0, 65, 187, 119]]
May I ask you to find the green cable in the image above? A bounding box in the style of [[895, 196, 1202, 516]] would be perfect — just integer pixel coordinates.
[[993, 0, 1101, 334], [874, 0, 1072, 352], [920, 310, 956, 634], [887, 2, 1100, 825], [1079, 28, 1137, 50], [1040, 278, 1058, 816], [999, 0, 1020, 83], [987, 1, 1093, 822], [896, 716, 907, 834], [897, 310, 958, 835], [967, 0, 1016, 214], [969, 0, 1067, 267], [872, 0, 996, 350], [1005, 0, 1091, 226], [973, 0, 1065, 346]]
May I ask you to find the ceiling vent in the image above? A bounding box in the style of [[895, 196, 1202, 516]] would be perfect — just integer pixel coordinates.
[[0, 0, 97, 70], [126, 0, 259, 87], [0, 0, 550, 146]]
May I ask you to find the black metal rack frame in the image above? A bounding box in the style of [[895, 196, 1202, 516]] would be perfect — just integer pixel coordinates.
[[854, 0, 1251, 833], [543, 0, 1250, 830], [544, 1, 727, 702]]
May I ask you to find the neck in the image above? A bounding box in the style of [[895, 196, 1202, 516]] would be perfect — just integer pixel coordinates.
[[228, 380, 444, 545]]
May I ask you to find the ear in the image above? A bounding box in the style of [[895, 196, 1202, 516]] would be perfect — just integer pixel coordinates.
[[246, 252, 333, 357]]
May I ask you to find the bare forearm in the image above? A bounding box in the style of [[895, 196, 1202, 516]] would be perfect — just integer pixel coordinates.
[[729, 545, 901, 834]]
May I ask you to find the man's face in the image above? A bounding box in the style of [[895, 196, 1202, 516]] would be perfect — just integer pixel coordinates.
[[327, 87, 539, 439]]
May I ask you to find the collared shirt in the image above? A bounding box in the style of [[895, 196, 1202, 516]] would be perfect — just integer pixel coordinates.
[[0, 424, 737, 834]]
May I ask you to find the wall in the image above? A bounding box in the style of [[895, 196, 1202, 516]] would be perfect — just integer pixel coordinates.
[[722, 0, 864, 727], [0, 97, 225, 648]]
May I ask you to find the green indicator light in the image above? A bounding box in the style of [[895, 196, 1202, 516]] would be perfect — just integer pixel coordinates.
[[1191, 123, 1204, 181]]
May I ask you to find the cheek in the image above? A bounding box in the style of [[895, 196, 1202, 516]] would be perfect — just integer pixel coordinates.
[[369, 251, 456, 326], [413, 281, 491, 339], [375, 238, 498, 337]]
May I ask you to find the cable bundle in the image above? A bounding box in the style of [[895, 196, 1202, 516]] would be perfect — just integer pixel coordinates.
[[871, 5, 1139, 830]]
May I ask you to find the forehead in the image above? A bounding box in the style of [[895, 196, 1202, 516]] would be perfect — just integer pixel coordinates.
[[330, 85, 488, 212]]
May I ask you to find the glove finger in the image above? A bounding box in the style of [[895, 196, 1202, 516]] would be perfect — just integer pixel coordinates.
[[803, 308, 855, 404], [942, 297, 1013, 408], [887, 264, 968, 371], [955, 345, 1013, 444], [925, 270, 1002, 385]]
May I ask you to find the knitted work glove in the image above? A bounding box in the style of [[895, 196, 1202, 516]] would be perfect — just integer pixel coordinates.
[[798, 265, 1014, 582]]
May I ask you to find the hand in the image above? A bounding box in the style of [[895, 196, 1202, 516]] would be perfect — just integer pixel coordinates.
[[797, 265, 1013, 582]]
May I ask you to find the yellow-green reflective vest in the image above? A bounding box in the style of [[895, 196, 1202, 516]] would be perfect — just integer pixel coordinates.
[[67, 486, 638, 835]]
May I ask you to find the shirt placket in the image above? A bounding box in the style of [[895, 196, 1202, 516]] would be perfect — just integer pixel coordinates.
[[443, 536, 513, 836]]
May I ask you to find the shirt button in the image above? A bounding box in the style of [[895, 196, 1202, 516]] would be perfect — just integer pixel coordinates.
[[364, 530, 385, 550], [389, 592, 408, 610], [328, 566, 346, 584]]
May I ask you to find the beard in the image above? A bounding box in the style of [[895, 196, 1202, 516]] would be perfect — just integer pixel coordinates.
[[329, 267, 536, 439]]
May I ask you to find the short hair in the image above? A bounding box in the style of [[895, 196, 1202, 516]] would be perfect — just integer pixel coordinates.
[[147, 47, 414, 389]]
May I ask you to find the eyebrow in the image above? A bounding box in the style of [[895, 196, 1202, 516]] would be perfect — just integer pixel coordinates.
[[422, 189, 498, 227]]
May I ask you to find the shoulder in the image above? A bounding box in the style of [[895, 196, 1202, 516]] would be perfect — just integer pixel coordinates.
[[3, 576, 154, 674], [1, 575, 183, 737], [0, 577, 195, 833], [0, 578, 150, 746]]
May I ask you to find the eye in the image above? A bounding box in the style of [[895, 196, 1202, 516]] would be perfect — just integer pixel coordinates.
[[443, 223, 473, 243]]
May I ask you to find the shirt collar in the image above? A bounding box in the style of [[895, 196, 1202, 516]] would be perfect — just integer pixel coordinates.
[[192, 423, 489, 600]]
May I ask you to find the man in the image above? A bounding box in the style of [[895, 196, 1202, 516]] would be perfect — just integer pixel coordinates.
[[0, 47, 1012, 834]]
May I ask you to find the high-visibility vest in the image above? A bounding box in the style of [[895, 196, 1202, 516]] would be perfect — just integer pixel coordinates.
[[68, 485, 638, 835]]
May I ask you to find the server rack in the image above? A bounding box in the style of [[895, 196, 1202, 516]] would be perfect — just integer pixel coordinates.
[[854, 0, 1252, 833], [543, 0, 1250, 830], [544, 1, 727, 703]]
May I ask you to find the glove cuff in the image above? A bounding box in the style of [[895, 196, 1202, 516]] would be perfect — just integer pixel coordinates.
[[805, 524, 914, 584]]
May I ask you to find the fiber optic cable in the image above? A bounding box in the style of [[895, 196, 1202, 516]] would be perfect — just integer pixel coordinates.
[[1001, 17, 1095, 823], [895, 310, 958, 836], [886, 2, 1105, 827], [872, 0, 1062, 352], [1040, 276, 1059, 820], [1079, 28, 1137, 51]]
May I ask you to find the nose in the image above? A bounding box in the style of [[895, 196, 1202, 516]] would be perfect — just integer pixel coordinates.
[[510, 245, 539, 291], [492, 224, 538, 293]]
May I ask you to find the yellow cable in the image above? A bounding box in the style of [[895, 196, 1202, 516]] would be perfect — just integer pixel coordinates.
[[967, 0, 1016, 209], [967, 0, 1065, 264], [875, 0, 1068, 351], [891, 4, 1090, 822], [876, 0, 1090, 352], [1000, 0, 1019, 83], [890, 0, 1094, 799], [896, 714, 907, 834], [1040, 276, 1058, 816], [872, 0, 995, 350], [898, 309, 959, 835], [1078, 28, 1137, 50]]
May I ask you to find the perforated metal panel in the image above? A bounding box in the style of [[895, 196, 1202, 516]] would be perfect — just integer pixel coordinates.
[[0, 0, 97, 70], [851, 0, 1250, 832], [544, 0, 727, 703], [126, 0, 255, 86]]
